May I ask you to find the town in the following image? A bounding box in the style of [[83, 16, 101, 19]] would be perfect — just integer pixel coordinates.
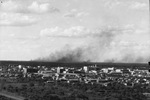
[[0, 61, 149, 100]]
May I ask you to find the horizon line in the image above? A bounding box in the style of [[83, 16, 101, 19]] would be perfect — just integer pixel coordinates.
[[0, 60, 149, 64]]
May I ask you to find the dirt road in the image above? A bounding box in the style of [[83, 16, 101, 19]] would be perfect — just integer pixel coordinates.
[[0, 92, 25, 100]]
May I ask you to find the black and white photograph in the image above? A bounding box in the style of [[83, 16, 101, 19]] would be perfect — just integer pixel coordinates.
[[0, 0, 149, 100]]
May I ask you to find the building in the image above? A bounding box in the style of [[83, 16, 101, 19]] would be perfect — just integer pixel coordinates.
[[57, 67, 65, 73], [83, 66, 89, 73]]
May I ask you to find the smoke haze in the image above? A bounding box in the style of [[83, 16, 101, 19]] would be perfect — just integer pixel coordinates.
[[36, 26, 150, 63]]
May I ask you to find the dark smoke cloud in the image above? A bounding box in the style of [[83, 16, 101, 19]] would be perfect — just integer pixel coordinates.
[[35, 26, 150, 63], [36, 47, 90, 63], [36, 27, 117, 62]]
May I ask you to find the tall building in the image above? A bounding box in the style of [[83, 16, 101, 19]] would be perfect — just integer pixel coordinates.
[[148, 62, 150, 72], [57, 67, 65, 73], [83, 66, 89, 73]]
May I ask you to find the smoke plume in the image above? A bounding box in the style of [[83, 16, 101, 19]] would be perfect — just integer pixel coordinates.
[[36, 26, 150, 63], [36, 47, 88, 62]]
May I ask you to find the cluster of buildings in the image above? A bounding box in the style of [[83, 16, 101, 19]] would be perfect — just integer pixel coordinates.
[[0, 62, 150, 87]]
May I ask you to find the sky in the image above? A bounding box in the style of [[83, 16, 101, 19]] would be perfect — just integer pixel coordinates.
[[0, 0, 149, 63]]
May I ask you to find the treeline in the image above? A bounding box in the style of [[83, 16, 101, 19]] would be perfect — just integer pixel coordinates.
[[1, 81, 147, 100]]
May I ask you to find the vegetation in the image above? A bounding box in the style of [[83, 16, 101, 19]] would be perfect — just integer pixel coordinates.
[[1, 80, 147, 100]]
